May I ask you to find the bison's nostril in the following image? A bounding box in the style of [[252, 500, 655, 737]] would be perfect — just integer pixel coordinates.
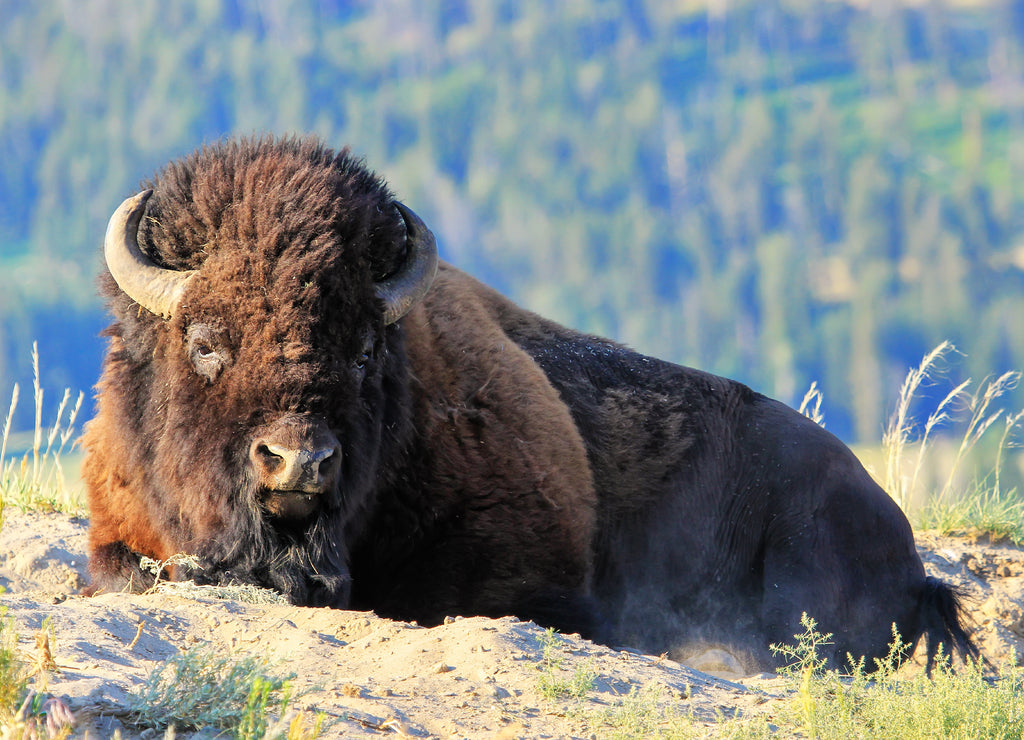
[[255, 443, 285, 473], [310, 446, 336, 473]]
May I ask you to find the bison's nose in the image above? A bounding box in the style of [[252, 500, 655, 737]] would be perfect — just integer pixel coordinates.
[[250, 423, 342, 494], [252, 442, 339, 492]]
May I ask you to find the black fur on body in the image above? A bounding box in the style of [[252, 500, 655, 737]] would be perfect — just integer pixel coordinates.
[[84, 136, 976, 672]]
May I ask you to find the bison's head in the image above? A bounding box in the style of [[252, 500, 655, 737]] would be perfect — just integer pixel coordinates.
[[94, 137, 436, 606]]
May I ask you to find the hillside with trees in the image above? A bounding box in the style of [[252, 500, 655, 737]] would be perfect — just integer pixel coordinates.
[[3, 0, 1024, 443]]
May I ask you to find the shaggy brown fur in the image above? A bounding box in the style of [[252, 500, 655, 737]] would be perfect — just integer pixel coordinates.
[[84, 135, 976, 670], [84, 136, 597, 623]]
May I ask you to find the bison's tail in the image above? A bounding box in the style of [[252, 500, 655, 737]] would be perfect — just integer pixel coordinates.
[[918, 575, 979, 673]]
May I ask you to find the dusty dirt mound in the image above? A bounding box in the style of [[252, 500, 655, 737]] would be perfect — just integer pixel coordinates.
[[916, 531, 1024, 662], [0, 511, 1021, 738], [0, 512, 773, 738]]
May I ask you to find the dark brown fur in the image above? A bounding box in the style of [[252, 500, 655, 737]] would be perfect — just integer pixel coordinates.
[[84, 135, 976, 670]]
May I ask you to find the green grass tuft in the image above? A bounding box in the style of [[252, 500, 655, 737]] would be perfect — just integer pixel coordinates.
[[919, 477, 1024, 545], [0, 615, 28, 723]]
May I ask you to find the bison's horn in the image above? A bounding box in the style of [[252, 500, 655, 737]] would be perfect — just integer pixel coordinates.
[[377, 202, 439, 325], [104, 190, 195, 319]]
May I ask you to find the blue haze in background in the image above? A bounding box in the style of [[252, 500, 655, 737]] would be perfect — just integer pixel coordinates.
[[3, 0, 1024, 446]]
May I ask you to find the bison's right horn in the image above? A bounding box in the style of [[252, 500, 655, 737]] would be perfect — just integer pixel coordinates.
[[377, 202, 439, 325], [104, 190, 195, 319]]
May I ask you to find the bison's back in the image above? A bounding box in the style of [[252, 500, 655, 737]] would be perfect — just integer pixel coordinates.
[[459, 276, 971, 669]]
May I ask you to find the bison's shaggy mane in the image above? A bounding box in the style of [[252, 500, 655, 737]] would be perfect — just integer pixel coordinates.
[[86, 136, 420, 608]]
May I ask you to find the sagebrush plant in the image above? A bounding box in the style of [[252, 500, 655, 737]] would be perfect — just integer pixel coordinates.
[[0, 343, 85, 516], [127, 644, 322, 739]]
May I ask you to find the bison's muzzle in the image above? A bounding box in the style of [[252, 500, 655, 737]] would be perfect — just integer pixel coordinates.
[[250, 415, 341, 520]]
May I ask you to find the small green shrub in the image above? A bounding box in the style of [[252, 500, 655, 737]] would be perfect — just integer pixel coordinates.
[[126, 645, 320, 739], [0, 614, 70, 738], [595, 684, 688, 739], [535, 627, 597, 701]]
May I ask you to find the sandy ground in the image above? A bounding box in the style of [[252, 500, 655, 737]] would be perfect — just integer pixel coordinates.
[[1, 510, 1022, 738]]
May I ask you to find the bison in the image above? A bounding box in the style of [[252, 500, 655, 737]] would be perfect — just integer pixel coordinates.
[[83, 136, 975, 672]]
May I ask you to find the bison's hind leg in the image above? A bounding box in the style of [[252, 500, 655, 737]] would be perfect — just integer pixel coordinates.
[[84, 541, 155, 595], [759, 528, 925, 673]]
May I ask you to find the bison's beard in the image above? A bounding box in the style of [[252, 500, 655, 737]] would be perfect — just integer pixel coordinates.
[[193, 484, 352, 608]]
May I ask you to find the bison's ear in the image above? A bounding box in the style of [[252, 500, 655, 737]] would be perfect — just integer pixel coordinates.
[[375, 203, 438, 325], [104, 190, 196, 319]]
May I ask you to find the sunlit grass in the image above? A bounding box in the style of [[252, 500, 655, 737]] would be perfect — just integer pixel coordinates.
[[878, 341, 1024, 541], [0, 343, 85, 517], [0, 612, 75, 738], [0, 616, 29, 727], [542, 616, 1024, 739], [126, 645, 324, 739], [759, 615, 1024, 740]]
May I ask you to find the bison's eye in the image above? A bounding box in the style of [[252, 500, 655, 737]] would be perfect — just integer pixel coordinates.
[[354, 336, 374, 373], [187, 323, 230, 383]]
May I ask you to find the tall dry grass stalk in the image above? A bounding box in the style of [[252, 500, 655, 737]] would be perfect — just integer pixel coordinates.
[[882, 341, 960, 512], [798, 381, 825, 427], [0, 384, 17, 530], [882, 341, 1024, 532], [0, 343, 85, 514]]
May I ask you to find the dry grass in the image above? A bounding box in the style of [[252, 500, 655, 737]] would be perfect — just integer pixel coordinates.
[[798, 380, 826, 427], [0, 343, 85, 517], [879, 342, 1024, 541], [139, 554, 290, 605]]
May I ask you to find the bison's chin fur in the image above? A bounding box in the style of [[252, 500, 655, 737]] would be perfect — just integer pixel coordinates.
[[195, 483, 352, 608]]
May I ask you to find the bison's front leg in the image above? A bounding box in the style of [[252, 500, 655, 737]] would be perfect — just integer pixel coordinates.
[[83, 541, 156, 595], [81, 434, 180, 595]]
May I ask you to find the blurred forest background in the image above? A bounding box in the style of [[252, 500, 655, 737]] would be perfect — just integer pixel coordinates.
[[3, 0, 1024, 444]]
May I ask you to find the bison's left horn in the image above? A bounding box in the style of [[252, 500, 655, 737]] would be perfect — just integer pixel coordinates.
[[377, 202, 439, 325], [104, 190, 196, 319]]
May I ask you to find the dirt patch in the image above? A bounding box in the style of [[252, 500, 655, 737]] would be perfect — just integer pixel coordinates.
[[0, 511, 1020, 738]]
